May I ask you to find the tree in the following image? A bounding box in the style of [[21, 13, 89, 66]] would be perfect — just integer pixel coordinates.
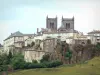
[[11, 53, 25, 69], [40, 54, 50, 63], [7, 51, 13, 64], [73, 44, 84, 63], [32, 60, 38, 63], [31, 42, 35, 47], [0, 53, 9, 72], [0, 53, 8, 65], [95, 43, 100, 56], [65, 49, 72, 64]]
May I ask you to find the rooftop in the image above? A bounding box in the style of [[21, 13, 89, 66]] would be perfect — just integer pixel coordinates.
[[4, 31, 34, 41], [4, 31, 23, 41], [43, 29, 79, 34], [88, 30, 100, 34]]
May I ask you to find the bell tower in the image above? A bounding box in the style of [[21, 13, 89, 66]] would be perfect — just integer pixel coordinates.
[[46, 16, 57, 31], [62, 16, 74, 30]]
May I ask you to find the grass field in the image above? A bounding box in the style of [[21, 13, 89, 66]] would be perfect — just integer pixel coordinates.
[[9, 57, 100, 75]]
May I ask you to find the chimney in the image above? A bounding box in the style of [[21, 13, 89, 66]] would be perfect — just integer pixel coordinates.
[[72, 16, 74, 20], [37, 28, 39, 33], [62, 16, 63, 21]]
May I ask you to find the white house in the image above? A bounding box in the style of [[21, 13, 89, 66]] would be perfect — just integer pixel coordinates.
[[88, 30, 100, 44], [4, 31, 34, 53]]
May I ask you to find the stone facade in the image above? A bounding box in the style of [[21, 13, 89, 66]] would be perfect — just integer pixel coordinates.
[[43, 38, 57, 52], [24, 48, 46, 62], [62, 16, 74, 30], [46, 16, 57, 31]]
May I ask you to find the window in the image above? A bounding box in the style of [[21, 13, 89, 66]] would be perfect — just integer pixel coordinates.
[[66, 23, 70, 29], [50, 22, 54, 29], [97, 39, 100, 41]]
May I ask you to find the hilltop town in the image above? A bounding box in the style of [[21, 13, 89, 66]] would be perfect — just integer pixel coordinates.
[[0, 16, 100, 63]]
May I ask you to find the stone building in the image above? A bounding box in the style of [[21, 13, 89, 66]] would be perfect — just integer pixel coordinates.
[[24, 37, 57, 62], [46, 16, 57, 31], [43, 37, 57, 53], [88, 30, 100, 44], [58, 16, 74, 31], [4, 31, 34, 54], [24, 47, 46, 62]]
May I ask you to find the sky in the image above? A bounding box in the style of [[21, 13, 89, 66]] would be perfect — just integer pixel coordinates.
[[0, 0, 100, 44]]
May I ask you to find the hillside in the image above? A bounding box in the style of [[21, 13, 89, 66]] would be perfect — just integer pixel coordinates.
[[9, 57, 100, 75]]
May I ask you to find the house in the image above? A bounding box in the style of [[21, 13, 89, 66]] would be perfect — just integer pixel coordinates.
[[88, 30, 100, 44], [66, 35, 88, 45], [4, 31, 34, 54]]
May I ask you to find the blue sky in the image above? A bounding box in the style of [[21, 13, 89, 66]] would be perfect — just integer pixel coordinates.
[[0, 0, 100, 44]]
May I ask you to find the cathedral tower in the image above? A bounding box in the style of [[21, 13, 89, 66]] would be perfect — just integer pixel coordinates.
[[46, 16, 57, 31], [61, 16, 74, 30]]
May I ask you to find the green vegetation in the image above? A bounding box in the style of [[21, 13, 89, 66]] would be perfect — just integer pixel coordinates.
[[1, 41, 100, 75], [40, 54, 50, 63], [11, 53, 25, 70], [0, 53, 62, 73], [0, 51, 13, 72], [9, 56, 100, 75]]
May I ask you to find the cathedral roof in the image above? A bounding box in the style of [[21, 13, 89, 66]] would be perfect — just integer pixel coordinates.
[[43, 29, 78, 34]]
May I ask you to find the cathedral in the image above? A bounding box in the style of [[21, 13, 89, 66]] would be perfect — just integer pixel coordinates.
[[40, 16, 77, 34]]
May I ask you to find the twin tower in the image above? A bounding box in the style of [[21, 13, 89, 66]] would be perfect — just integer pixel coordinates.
[[46, 16, 74, 31]]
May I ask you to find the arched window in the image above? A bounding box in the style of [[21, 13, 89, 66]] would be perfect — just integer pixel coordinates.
[[66, 23, 70, 29], [50, 22, 54, 29]]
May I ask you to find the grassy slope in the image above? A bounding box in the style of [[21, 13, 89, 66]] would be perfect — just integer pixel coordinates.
[[9, 57, 100, 75]]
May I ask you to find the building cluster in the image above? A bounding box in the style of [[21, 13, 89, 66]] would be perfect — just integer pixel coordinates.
[[1, 16, 100, 62]]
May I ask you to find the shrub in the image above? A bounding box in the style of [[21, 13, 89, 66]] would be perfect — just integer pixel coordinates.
[[23, 60, 62, 69], [24, 62, 44, 69], [41, 60, 63, 68], [40, 54, 50, 63], [32, 60, 38, 64], [0, 65, 8, 72], [11, 53, 25, 70]]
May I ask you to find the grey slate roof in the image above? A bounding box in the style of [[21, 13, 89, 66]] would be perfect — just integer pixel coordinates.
[[4, 31, 23, 41], [4, 31, 35, 41], [88, 30, 100, 34], [24, 34, 34, 37]]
